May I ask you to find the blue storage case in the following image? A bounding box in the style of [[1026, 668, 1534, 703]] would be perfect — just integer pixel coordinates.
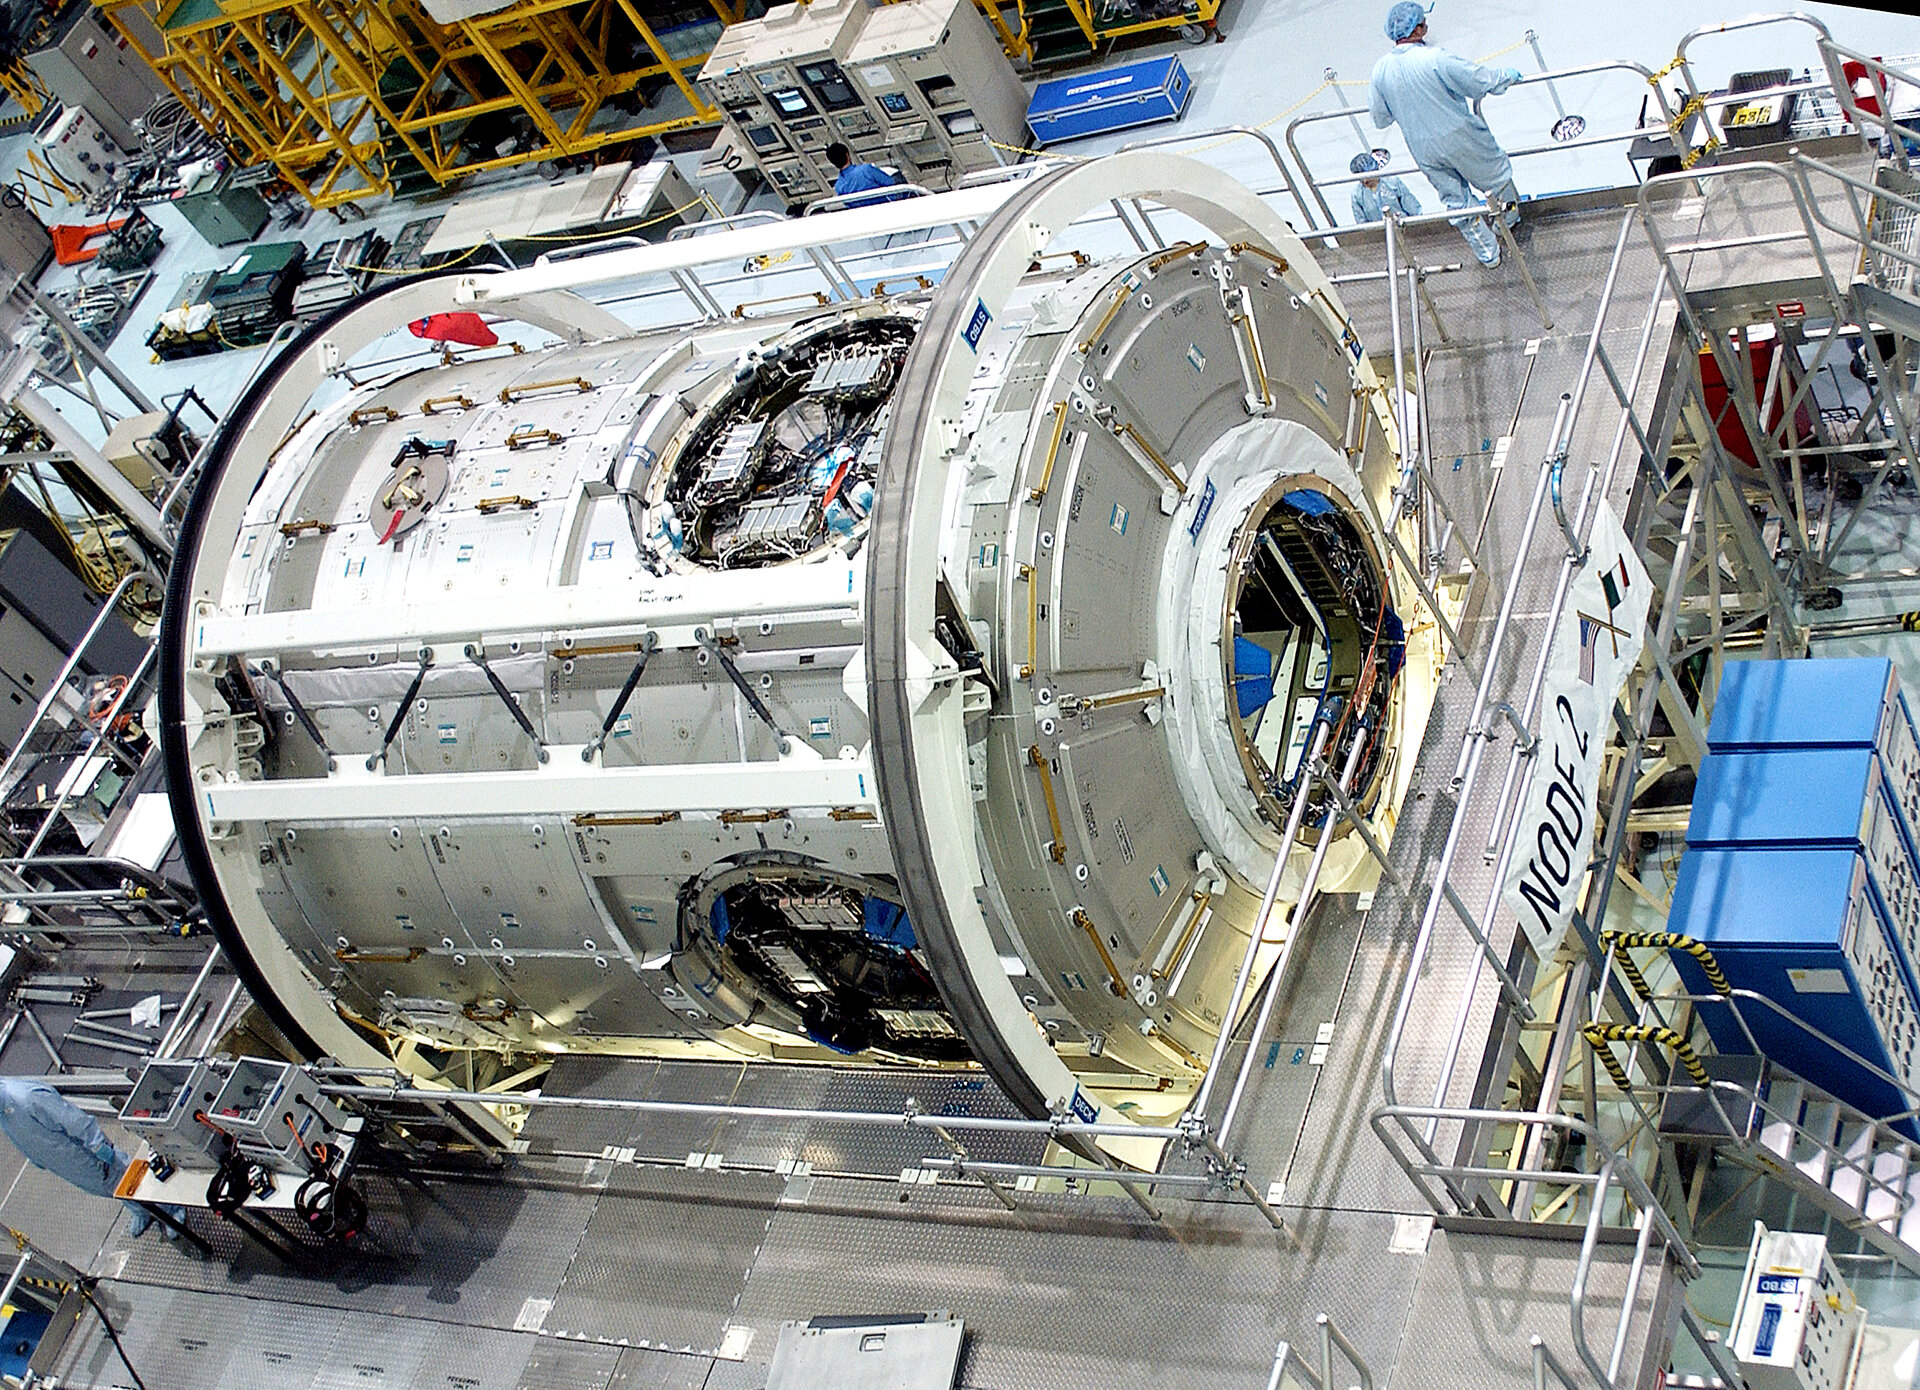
[[1688, 746, 1920, 1000], [1026, 56, 1194, 146], [1668, 846, 1920, 1138], [1709, 658, 1920, 837]]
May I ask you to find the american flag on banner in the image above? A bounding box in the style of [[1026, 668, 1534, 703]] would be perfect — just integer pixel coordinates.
[[1578, 616, 1601, 684]]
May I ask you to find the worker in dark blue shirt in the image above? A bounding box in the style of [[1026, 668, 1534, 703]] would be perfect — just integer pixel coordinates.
[[826, 142, 907, 206]]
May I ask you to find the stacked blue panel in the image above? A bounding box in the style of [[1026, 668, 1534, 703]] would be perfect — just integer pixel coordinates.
[[1687, 747, 1920, 1002], [1709, 656, 1920, 834], [1669, 657, 1920, 1131], [1667, 847, 1920, 1140]]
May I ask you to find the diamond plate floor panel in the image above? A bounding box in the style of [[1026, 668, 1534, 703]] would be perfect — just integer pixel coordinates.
[[544, 1171, 782, 1352], [106, 1179, 597, 1331], [607, 1345, 715, 1389], [313, 1310, 437, 1390], [518, 1338, 624, 1390], [409, 1322, 538, 1390]]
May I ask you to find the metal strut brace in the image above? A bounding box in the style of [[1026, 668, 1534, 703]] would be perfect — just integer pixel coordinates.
[[368, 649, 433, 770], [258, 665, 332, 762], [583, 633, 660, 762], [698, 630, 789, 751], [464, 645, 548, 762]]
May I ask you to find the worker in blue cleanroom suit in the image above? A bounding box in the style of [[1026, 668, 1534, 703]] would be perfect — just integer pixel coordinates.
[[1368, 2, 1525, 267], [1350, 151, 1422, 225], [825, 142, 908, 207], [0, 1077, 183, 1238]]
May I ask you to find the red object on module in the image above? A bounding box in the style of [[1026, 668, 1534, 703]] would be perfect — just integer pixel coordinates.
[[409, 313, 498, 347]]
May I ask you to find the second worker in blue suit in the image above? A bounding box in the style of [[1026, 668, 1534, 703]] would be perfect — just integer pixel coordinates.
[[1350, 151, 1421, 225], [1368, 2, 1523, 266]]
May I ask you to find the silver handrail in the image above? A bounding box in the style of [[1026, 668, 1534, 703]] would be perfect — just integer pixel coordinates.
[[1114, 125, 1322, 231], [1820, 39, 1920, 173], [18, 639, 159, 860], [1287, 60, 1675, 228], [1316, 1314, 1374, 1390], [1372, 1104, 1745, 1390], [804, 184, 937, 215]]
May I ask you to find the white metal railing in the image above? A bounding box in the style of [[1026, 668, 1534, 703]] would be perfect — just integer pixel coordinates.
[[1262, 1314, 1375, 1390], [1288, 59, 1681, 232]]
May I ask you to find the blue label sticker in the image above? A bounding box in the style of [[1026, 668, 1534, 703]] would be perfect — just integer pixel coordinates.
[[344, 556, 365, 577], [613, 713, 632, 738], [456, 544, 474, 564], [809, 716, 833, 738], [1109, 502, 1129, 537], [1756, 1275, 1800, 1296], [499, 912, 520, 930], [1754, 1303, 1782, 1357], [977, 542, 1000, 569], [396, 914, 414, 931], [1186, 343, 1206, 373], [962, 300, 992, 351], [1068, 1088, 1098, 1125], [1313, 380, 1329, 407], [630, 904, 658, 924], [438, 723, 458, 744], [1189, 479, 1216, 544], [1150, 865, 1169, 896], [588, 540, 614, 561]]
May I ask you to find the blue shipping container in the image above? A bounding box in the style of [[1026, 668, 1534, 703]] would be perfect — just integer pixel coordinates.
[[1027, 56, 1194, 146]]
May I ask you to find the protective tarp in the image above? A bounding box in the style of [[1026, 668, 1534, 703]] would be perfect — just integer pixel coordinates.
[[862, 897, 916, 950], [1232, 635, 1276, 720]]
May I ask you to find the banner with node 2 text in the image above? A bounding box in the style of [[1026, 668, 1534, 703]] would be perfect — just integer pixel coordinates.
[[1501, 499, 1651, 958]]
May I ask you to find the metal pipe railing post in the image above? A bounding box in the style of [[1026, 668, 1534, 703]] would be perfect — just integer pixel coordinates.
[[1190, 718, 1332, 1125], [1390, 393, 1566, 1136], [1382, 211, 1411, 488], [1217, 725, 1369, 1147], [1325, 69, 1371, 151], [1526, 31, 1567, 120], [1380, 428, 1562, 1123]]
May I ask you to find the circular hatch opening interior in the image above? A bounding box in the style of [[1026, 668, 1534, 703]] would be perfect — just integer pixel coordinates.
[[1225, 478, 1401, 835]]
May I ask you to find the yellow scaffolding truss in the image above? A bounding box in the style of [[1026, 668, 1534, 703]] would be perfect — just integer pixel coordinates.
[[91, 0, 734, 208]]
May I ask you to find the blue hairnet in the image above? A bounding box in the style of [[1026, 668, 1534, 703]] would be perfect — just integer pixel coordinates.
[[1384, 1, 1429, 41], [1350, 151, 1380, 174]]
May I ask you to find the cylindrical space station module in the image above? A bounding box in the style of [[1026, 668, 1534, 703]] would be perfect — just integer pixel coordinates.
[[160, 154, 1442, 1131]]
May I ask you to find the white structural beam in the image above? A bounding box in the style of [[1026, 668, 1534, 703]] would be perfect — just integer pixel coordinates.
[[201, 754, 878, 825], [194, 561, 864, 659], [455, 183, 1026, 305]]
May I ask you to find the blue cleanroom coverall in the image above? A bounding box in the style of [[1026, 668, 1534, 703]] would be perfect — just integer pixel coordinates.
[[833, 163, 908, 207], [0, 1076, 179, 1236], [1369, 40, 1524, 264], [1352, 174, 1423, 225]]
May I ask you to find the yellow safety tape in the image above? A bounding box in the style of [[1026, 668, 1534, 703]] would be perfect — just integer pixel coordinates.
[[1605, 929, 1733, 995], [1583, 1021, 1711, 1086]]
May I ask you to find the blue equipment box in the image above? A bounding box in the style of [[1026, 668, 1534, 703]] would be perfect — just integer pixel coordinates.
[[1668, 846, 1920, 1139], [1709, 658, 1920, 836], [1026, 56, 1193, 146], [1687, 746, 1920, 999]]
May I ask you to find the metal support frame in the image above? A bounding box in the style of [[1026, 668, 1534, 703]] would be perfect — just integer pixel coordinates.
[[94, 0, 731, 209]]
